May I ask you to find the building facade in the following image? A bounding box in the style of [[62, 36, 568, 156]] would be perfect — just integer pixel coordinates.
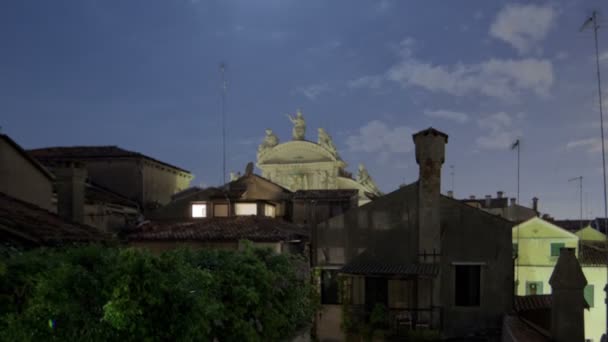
[[513, 217, 606, 341], [255, 110, 381, 206]]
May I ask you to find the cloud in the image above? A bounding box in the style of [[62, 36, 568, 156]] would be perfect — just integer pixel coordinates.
[[490, 4, 557, 54], [350, 38, 554, 101], [566, 137, 607, 153], [345, 120, 414, 154], [347, 75, 384, 89], [295, 83, 331, 101], [476, 112, 521, 150], [424, 109, 469, 123], [600, 51, 608, 62], [474, 10, 484, 20], [376, 0, 391, 13]]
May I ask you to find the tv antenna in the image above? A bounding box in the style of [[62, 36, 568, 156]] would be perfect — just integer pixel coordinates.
[[568, 176, 583, 230], [220, 63, 228, 186]]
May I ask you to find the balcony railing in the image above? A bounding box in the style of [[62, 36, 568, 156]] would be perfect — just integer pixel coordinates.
[[346, 305, 442, 336]]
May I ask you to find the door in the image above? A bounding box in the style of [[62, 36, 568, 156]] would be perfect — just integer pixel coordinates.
[[365, 277, 388, 312]]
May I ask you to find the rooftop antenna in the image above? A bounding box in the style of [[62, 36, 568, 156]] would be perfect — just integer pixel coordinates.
[[581, 11, 608, 337], [220, 63, 227, 187], [568, 176, 584, 230]]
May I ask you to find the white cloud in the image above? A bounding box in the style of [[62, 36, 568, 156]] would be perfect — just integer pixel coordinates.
[[424, 109, 469, 123], [346, 120, 413, 154], [295, 83, 330, 101], [348, 37, 554, 101], [386, 56, 554, 101], [490, 4, 557, 55], [600, 51, 608, 62], [476, 112, 521, 150], [347, 75, 384, 89], [566, 137, 608, 153]]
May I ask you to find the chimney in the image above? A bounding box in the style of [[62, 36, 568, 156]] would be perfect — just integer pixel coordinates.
[[497, 191, 504, 198], [532, 197, 539, 212], [484, 195, 492, 207], [447, 190, 454, 198], [510, 197, 516, 206], [469, 195, 476, 200], [549, 248, 587, 342], [413, 127, 448, 263], [55, 162, 87, 223]]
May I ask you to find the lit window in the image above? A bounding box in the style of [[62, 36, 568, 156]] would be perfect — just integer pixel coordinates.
[[214, 204, 229, 217], [264, 204, 276, 217], [191, 203, 207, 218], [235, 203, 257, 216], [526, 281, 543, 295]]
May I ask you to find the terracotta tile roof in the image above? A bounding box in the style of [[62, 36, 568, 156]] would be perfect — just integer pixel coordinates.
[[1, 134, 54, 180], [0, 192, 110, 247], [514, 294, 589, 312], [514, 295, 552, 312], [292, 189, 359, 200], [461, 197, 509, 209], [29, 146, 191, 174], [412, 127, 449, 142], [579, 242, 608, 266], [502, 315, 550, 341], [340, 249, 438, 277], [126, 216, 309, 243], [551, 219, 591, 232]]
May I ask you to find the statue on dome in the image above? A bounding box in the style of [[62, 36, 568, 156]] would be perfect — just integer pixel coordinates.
[[318, 128, 338, 157], [257, 129, 279, 158], [287, 109, 306, 140], [357, 163, 381, 195]]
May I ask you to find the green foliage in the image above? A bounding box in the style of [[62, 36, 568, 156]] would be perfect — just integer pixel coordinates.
[[0, 244, 316, 341]]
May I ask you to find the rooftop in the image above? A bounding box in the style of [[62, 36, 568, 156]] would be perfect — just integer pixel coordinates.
[[1, 134, 54, 181], [0, 191, 110, 247], [292, 189, 359, 200], [29, 145, 191, 174], [126, 216, 309, 243]]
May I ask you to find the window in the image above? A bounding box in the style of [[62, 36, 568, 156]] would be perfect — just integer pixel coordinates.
[[321, 270, 340, 304], [235, 203, 257, 216], [512, 243, 518, 258], [264, 204, 276, 217], [526, 281, 543, 295], [550, 243, 565, 257], [214, 204, 228, 217], [585, 285, 594, 308], [454, 265, 481, 306], [191, 203, 206, 218]]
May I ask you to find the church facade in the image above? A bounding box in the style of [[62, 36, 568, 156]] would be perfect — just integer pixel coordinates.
[[255, 110, 381, 206]]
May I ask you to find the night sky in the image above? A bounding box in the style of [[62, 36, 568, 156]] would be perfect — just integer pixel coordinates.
[[2, 0, 608, 219]]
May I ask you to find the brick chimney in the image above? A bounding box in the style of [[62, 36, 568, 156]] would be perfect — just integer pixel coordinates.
[[497, 191, 504, 198], [549, 248, 587, 342], [413, 127, 448, 263], [55, 162, 87, 223], [532, 197, 539, 212], [510, 197, 516, 206]]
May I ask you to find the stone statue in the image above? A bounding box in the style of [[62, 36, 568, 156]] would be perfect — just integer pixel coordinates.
[[318, 128, 338, 157], [356, 163, 381, 195], [257, 129, 279, 158], [286, 110, 306, 140]]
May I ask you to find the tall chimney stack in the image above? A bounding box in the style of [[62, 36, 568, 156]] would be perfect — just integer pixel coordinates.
[[484, 195, 492, 208], [447, 190, 454, 198], [413, 127, 448, 263], [510, 197, 516, 206], [532, 197, 539, 212], [549, 248, 587, 342], [55, 162, 87, 223], [497, 191, 504, 199]]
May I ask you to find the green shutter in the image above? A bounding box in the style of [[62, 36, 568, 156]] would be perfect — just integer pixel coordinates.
[[550, 243, 565, 257], [584, 285, 594, 308]]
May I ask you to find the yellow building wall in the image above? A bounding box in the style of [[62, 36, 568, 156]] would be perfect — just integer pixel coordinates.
[[576, 226, 607, 241], [514, 217, 605, 341]]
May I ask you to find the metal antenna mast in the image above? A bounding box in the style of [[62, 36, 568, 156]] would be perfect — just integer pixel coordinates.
[[220, 63, 227, 186], [581, 12, 608, 337], [449, 165, 455, 194], [568, 176, 584, 230]]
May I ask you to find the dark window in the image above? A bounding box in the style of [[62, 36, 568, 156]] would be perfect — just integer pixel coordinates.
[[321, 270, 339, 304], [454, 265, 481, 306], [550, 243, 565, 257], [365, 277, 388, 311]]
